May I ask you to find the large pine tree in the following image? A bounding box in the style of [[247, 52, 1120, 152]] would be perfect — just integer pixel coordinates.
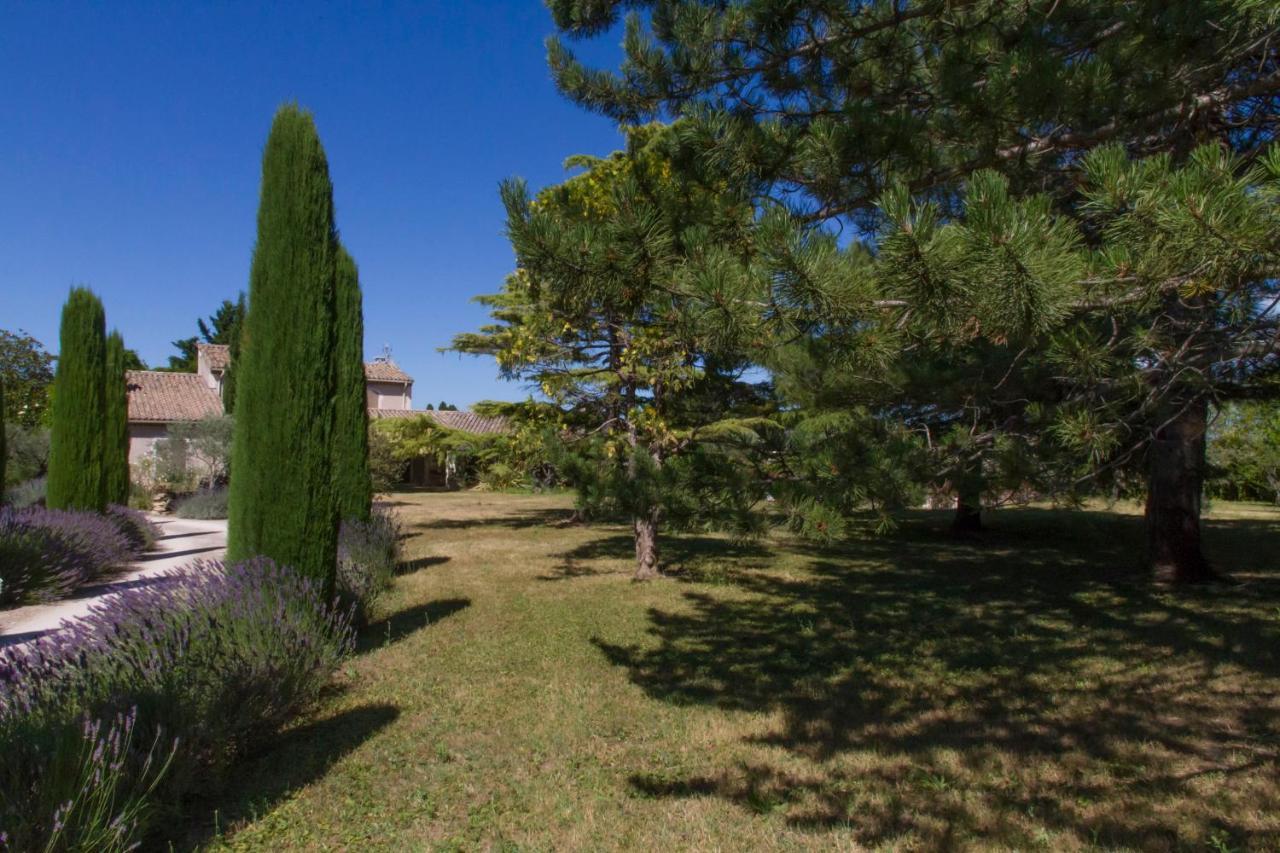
[[47, 288, 109, 512], [333, 245, 371, 522], [542, 0, 1280, 581], [227, 105, 340, 592], [103, 330, 131, 505]]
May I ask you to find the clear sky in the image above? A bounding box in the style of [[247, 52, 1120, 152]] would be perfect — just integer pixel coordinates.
[[0, 1, 626, 408]]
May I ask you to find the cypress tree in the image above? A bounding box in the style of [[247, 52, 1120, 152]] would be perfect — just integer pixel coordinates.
[[221, 291, 246, 413], [333, 246, 371, 521], [104, 330, 131, 505], [47, 288, 109, 511], [0, 374, 6, 493], [227, 105, 340, 593]]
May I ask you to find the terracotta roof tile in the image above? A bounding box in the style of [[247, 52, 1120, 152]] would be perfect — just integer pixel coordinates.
[[126, 371, 223, 423], [197, 342, 231, 371], [364, 360, 413, 383], [197, 345, 413, 384], [368, 408, 508, 435]]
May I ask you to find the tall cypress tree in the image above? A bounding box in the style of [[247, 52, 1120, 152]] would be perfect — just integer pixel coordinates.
[[104, 330, 131, 505], [221, 291, 246, 413], [47, 288, 109, 511], [333, 245, 371, 521], [0, 374, 7, 493], [227, 105, 339, 592]]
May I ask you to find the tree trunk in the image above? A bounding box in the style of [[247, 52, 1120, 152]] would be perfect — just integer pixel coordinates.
[[951, 462, 983, 535], [1145, 398, 1215, 583], [633, 511, 660, 580]]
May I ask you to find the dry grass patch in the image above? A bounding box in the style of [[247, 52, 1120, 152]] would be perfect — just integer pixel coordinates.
[[193, 492, 1280, 851]]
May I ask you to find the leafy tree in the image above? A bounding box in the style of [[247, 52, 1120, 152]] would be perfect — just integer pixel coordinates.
[[0, 329, 56, 428], [165, 297, 246, 372], [1208, 402, 1280, 504], [156, 414, 235, 490], [104, 331, 131, 504], [333, 247, 371, 521], [47, 288, 109, 511], [454, 124, 772, 578], [3, 425, 49, 486], [228, 105, 340, 593], [542, 0, 1280, 581]]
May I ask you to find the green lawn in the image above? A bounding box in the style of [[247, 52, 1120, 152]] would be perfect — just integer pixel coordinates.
[[195, 492, 1280, 851]]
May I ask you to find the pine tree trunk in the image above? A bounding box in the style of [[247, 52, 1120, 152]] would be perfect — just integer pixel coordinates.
[[1145, 398, 1214, 583], [951, 461, 983, 535], [633, 511, 660, 580]]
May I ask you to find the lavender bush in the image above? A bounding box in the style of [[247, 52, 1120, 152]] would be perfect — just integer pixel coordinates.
[[0, 506, 138, 606], [337, 504, 403, 625], [0, 709, 175, 852], [106, 504, 160, 552], [0, 558, 354, 848]]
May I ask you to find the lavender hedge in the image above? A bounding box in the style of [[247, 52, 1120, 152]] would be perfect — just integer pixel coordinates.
[[0, 558, 354, 849], [337, 503, 403, 625], [0, 506, 139, 606], [106, 504, 160, 552]]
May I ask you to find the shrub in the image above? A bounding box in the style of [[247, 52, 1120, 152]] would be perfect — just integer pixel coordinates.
[[4, 476, 45, 508], [173, 486, 229, 519], [106, 504, 159, 551], [3, 424, 50, 487], [0, 558, 354, 847], [336, 504, 402, 625], [0, 506, 137, 606]]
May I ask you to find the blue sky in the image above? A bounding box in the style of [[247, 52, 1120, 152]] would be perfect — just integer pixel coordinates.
[[0, 1, 626, 407]]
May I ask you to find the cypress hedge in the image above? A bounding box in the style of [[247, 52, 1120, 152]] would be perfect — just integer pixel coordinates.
[[333, 246, 371, 522], [47, 288, 109, 512], [227, 105, 340, 594], [104, 330, 131, 505]]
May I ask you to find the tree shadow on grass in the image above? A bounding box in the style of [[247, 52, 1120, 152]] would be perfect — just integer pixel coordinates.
[[540, 530, 775, 582], [409, 508, 572, 532], [398, 555, 450, 574], [355, 598, 470, 655], [175, 703, 400, 850], [597, 509, 1280, 849]]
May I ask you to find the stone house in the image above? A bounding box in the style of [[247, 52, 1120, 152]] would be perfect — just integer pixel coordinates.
[[126, 344, 503, 482]]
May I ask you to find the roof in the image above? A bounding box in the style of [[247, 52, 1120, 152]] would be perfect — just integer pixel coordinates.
[[197, 342, 231, 372], [126, 371, 223, 423], [197, 344, 413, 384], [369, 408, 508, 435], [364, 360, 413, 383]]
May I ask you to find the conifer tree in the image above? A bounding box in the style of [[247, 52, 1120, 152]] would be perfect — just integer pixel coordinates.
[[221, 291, 246, 413], [103, 330, 131, 505], [0, 375, 6, 492], [47, 288, 109, 512], [228, 105, 340, 592], [542, 1, 1280, 580], [454, 124, 773, 578], [333, 245, 371, 521]]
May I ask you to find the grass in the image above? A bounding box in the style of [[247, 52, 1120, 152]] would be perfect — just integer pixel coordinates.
[[194, 493, 1280, 851]]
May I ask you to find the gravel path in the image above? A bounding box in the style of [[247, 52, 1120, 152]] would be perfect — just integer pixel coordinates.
[[0, 515, 227, 648]]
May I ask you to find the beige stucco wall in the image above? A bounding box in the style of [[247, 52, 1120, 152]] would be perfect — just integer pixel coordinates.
[[366, 380, 411, 411], [128, 422, 170, 466]]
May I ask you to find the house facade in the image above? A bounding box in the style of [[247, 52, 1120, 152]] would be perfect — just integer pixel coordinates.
[[126, 344, 505, 481]]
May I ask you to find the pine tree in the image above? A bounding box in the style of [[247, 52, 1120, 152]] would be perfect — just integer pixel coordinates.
[[333, 245, 371, 521], [47, 288, 109, 512], [103, 330, 131, 505], [227, 105, 340, 593], [454, 124, 773, 578], [542, 1, 1280, 581]]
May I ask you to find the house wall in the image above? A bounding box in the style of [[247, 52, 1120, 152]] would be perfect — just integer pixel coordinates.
[[366, 380, 411, 411], [195, 350, 223, 394], [128, 423, 170, 466]]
